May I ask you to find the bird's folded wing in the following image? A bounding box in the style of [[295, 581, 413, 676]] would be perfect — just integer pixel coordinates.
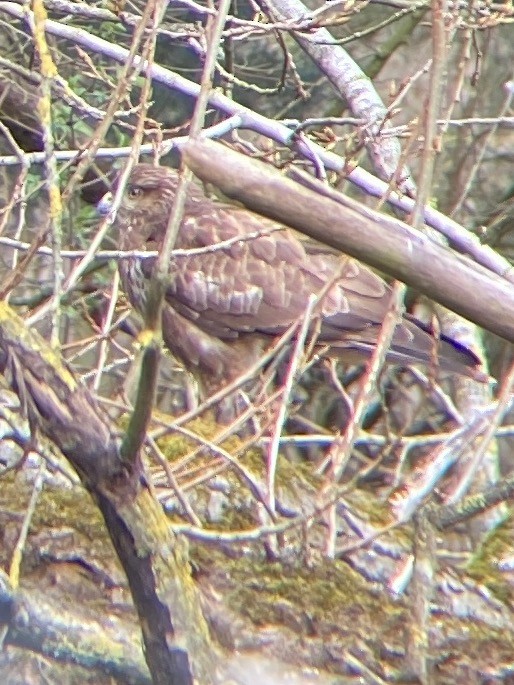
[[139, 205, 396, 341]]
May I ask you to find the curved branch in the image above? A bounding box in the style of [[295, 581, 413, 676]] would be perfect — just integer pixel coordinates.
[[263, 0, 414, 190]]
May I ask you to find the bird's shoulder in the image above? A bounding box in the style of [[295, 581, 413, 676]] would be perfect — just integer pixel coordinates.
[[176, 199, 306, 264]]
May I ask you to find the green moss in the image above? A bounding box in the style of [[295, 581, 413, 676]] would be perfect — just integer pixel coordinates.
[[154, 413, 245, 462], [152, 411, 322, 511], [33, 486, 110, 547], [344, 488, 395, 528], [467, 514, 514, 605], [224, 556, 403, 630], [204, 505, 256, 532], [0, 472, 111, 561]]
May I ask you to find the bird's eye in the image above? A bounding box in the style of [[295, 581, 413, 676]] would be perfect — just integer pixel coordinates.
[[127, 186, 143, 199]]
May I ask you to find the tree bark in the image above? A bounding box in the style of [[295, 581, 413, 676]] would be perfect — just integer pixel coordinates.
[[0, 303, 214, 685], [182, 138, 514, 345]]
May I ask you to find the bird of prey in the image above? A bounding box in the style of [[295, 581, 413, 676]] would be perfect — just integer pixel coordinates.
[[99, 163, 482, 403]]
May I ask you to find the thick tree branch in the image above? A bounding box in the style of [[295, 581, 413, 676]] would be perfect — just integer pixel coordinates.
[[0, 570, 151, 685], [1, 1, 510, 281], [0, 303, 214, 685], [182, 139, 514, 345]]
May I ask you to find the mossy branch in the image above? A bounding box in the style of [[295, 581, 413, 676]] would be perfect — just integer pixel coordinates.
[[0, 302, 214, 685], [0, 569, 151, 685]]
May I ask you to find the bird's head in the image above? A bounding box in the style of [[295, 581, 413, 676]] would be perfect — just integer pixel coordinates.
[[97, 163, 180, 248]]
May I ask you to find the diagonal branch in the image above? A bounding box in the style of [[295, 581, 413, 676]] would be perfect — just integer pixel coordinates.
[[182, 138, 514, 346], [0, 303, 215, 685]]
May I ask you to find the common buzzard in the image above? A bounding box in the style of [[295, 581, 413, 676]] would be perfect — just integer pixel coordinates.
[[99, 163, 481, 403]]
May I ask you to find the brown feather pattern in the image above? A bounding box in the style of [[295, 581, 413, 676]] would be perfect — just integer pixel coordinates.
[[105, 163, 482, 391]]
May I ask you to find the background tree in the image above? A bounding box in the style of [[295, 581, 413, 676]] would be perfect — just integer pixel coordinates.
[[0, 1, 513, 683]]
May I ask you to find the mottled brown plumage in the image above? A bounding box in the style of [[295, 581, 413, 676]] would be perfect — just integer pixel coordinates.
[[101, 163, 481, 397]]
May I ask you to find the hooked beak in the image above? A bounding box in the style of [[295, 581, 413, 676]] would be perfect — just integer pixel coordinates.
[[96, 191, 113, 216]]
